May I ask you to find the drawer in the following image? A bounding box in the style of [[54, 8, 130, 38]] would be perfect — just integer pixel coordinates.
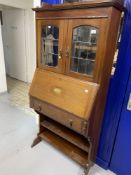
[[29, 69, 99, 120], [30, 96, 89, 136]]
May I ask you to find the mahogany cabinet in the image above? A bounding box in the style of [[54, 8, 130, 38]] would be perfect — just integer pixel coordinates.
[[29, 0, 124, 174]]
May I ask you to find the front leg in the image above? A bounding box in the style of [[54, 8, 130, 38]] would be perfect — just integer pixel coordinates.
[[31, 136, 42, 148]]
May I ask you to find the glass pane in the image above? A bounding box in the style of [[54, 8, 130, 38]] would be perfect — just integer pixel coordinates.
[[71, 26, 99, 75], [41, 25, 59, 67]]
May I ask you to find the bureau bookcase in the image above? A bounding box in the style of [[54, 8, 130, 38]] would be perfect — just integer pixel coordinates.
[[29, 0, 124, 174]]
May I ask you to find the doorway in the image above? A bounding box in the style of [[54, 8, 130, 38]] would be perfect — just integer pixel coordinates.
[[1, 6, 27, 82], [0, 5, 35, 114]]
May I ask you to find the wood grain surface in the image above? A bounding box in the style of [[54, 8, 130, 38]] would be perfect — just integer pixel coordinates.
[[29, 69, 99, 119]]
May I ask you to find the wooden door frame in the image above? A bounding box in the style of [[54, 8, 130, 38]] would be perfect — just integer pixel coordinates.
[[36, 19, 67, 74], [65, 18, 108, 83]]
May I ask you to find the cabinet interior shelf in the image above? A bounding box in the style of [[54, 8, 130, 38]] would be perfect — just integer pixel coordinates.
[[72, 57, 95, 62], [43, 53, 58, 56], [41, 119, 90, 152], [73, 40, 96, 45], [42, 38, 59, 41], [39, 128, 89, 166], [74, 45, 96, 51]]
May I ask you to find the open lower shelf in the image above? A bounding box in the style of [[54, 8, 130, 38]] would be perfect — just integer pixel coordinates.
[[39, 129, 89, 166], [41, 119, 90, 152]]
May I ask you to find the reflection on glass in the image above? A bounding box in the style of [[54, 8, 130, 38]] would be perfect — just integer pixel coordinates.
[[41, 25, 59, 67], [71, 26, 99, 75]]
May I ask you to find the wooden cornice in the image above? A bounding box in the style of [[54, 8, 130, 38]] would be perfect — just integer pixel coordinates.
[[33, 0, 125, 12]]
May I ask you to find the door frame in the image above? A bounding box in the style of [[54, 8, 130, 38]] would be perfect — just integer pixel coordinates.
[[65, 18, 108, 82], [36, 19, 67, 74]]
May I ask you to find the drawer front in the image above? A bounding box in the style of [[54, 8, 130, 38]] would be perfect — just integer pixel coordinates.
[[30, 97, 89, 136], [29, 69, 99, 120]]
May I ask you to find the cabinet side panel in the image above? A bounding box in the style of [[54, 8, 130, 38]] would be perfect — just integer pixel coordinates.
[[88, 7, 121, 161]]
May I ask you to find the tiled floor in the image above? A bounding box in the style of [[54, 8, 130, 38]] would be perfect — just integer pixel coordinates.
[[6, 76, 35, 115], [0, 76, 116, 175]]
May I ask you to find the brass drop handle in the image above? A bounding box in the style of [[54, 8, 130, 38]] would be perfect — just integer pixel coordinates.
[[37, 104, 41, 111], [69, 119, 73, 127], [66, 47, 70, 58], [58, 49, 63, 60], [81, 121, 88, 135]]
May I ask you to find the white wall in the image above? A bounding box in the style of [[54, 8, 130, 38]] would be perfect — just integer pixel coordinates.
[[34, 0, 41, 7], [0, 0, 36, 84], [24, 9, 36, 82], [0, 22, 7, 93], [0, 0, 33, 9], [0, 0, 36, 95]]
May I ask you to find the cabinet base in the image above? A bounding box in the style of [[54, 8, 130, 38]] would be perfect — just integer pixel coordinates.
[[31, 133, 93, 175], [31, 114, 93, 174]]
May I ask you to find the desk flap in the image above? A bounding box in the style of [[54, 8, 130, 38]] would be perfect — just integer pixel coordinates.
[[29, 69, 99, 120]]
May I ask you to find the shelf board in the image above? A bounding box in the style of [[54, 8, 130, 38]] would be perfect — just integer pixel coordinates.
[[74, 45, 96, 51], [42, 53, 58, 56], [41, 119, 89, 152], [72, 57, 95, 62], [39, 129, 89, 166]]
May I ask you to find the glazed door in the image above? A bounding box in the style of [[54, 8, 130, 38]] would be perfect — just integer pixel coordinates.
[[37, 19, 66, 73], [65, 19, 107, 81]]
